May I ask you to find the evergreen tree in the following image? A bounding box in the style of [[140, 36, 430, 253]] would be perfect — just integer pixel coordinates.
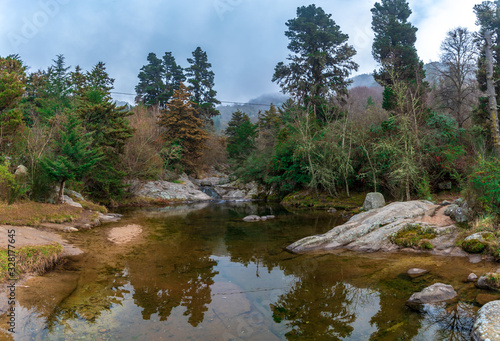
[[159, 52, 185, 105], [225, 110, 257, 163], [40, 114, 101, 203], [158, 82, 208, 172], [371, 0, 426, 111], [135, 52, 165, 107], [185, 47, 220, 122], [272, 4, 358, 122], [0, 56, 25, 153], [76, 62, 133, 203]]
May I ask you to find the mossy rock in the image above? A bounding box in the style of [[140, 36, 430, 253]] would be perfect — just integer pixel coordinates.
[[461, 232, 498, 255], [390, 224, 436, 250]]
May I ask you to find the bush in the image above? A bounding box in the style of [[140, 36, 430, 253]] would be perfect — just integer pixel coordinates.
[[464, 156, 500, 215], [0, 161, 27, 204]]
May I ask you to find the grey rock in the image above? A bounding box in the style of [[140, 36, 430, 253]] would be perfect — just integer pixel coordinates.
[[465, 232, 494, 243], [64, 189, 85, 201], [287, 200, 449, 253], [98, 213, 122, 223], [328, 208, 337, 213], [468, 273, 478, 282], [444, 204, 468, 223], [407, 283, 457, 305], [243, 215, 261, 222], [14, 164, 28, 177], [440, 200, 452, 206], [471, 300, 500, 341], [476, 274, 500, 291], [62, 195, 83, 208], [217, 181, 260, 200], [438, 181, 452, 190], [407, 268, 428, 278], [362, 192, 386, 211], [127, 177, 212, 202]]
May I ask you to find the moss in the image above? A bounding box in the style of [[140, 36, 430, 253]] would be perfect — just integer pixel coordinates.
[[485, 273, 500, 289], [281, 190, 365, 210], [0, 243, 64, 283], [390, 224, 436, 250], [462, 239, 487, 253]]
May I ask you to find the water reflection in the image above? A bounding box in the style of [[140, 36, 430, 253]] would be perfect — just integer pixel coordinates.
[[0, 202, 493, 340]]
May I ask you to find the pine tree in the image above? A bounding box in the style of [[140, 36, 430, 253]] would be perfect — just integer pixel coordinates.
[[135, 52, 165, 107], [225, 110, 257, 162], [76, 62, 133, 203], [185, 47, 220, 122], [40, 114, 101, 203], [158, 83, 208, 172], [371, 0, 426, 111], [159, 52, 185, 105], [272, 5, 358, 122]]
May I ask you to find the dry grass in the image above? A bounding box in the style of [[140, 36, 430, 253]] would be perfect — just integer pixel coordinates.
[[0, 243, 64, 282], [0, 202, 83, 226]]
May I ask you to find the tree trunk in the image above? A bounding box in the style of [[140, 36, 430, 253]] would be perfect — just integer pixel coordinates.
[[485, 30, 500, 156], [57, 180, 65, 204]]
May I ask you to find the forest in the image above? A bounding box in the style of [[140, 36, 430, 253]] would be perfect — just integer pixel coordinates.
[[1, 0, 500, 226]]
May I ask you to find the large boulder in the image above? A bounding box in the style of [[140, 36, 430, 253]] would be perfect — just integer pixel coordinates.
[[471, 300, 500, 341], [287, 200, 461, 254], [362, 192, 385, 211], [407, 283, 457, 306]]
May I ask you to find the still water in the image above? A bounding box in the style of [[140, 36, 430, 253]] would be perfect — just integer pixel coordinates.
[[1, 201, 498, 340]]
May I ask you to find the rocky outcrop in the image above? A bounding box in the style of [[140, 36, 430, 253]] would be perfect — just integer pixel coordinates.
[[362, 192, 385, 211], [471, 300, 500, 341], [287, 200, 462, 255], [127, 175, 212, 202]]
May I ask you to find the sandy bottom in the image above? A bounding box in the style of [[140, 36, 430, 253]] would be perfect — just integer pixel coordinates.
[[107, 224, 143, 244]]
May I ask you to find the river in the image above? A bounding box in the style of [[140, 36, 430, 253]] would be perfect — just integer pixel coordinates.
[[0, 201, 497, 340]]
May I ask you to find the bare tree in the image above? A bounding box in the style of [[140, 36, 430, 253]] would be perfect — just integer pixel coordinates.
[[433, 27, 479, 128]]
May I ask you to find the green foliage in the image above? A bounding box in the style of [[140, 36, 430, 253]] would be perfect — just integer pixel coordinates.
[[371, 0, 424, 112], [0, 161, 26, 204], [272, 4, 358, 122], [135, 52, 185, 108], [464, 156, 500, 215], [185, 47, 220, 121], [225, 110, 257, 164], [461, 238, 487, 253], [40, 114, 101, 203], [390, 224, 436, 249]]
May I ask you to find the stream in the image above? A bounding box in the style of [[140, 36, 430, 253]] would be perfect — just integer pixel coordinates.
[[0, 201, 498, 340]]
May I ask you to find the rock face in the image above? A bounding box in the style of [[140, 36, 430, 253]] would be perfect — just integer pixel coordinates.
[[127, 175, 212, 201], [362, 192, 386, 211], [215, 181, 260, 200], [407, 283, 457, 305], [471, 300, 500, 341], [287, 200, 461, 254]]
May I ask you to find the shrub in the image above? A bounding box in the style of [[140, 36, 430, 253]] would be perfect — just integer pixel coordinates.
[[464, 156, 500, 216]]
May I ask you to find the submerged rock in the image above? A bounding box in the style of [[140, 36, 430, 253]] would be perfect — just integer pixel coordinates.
[[407, 268, 428, 278], [471, 300, 500, 341], [407, 283, 457, 306], [362, 192, 385, 211], [287, 200, 459, 254]]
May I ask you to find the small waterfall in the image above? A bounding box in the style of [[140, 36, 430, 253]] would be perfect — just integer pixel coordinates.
[[200, 185, 222, 199]]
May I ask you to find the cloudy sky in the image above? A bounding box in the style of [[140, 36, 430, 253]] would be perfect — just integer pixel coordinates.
[[0, 0, 485, 104]]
